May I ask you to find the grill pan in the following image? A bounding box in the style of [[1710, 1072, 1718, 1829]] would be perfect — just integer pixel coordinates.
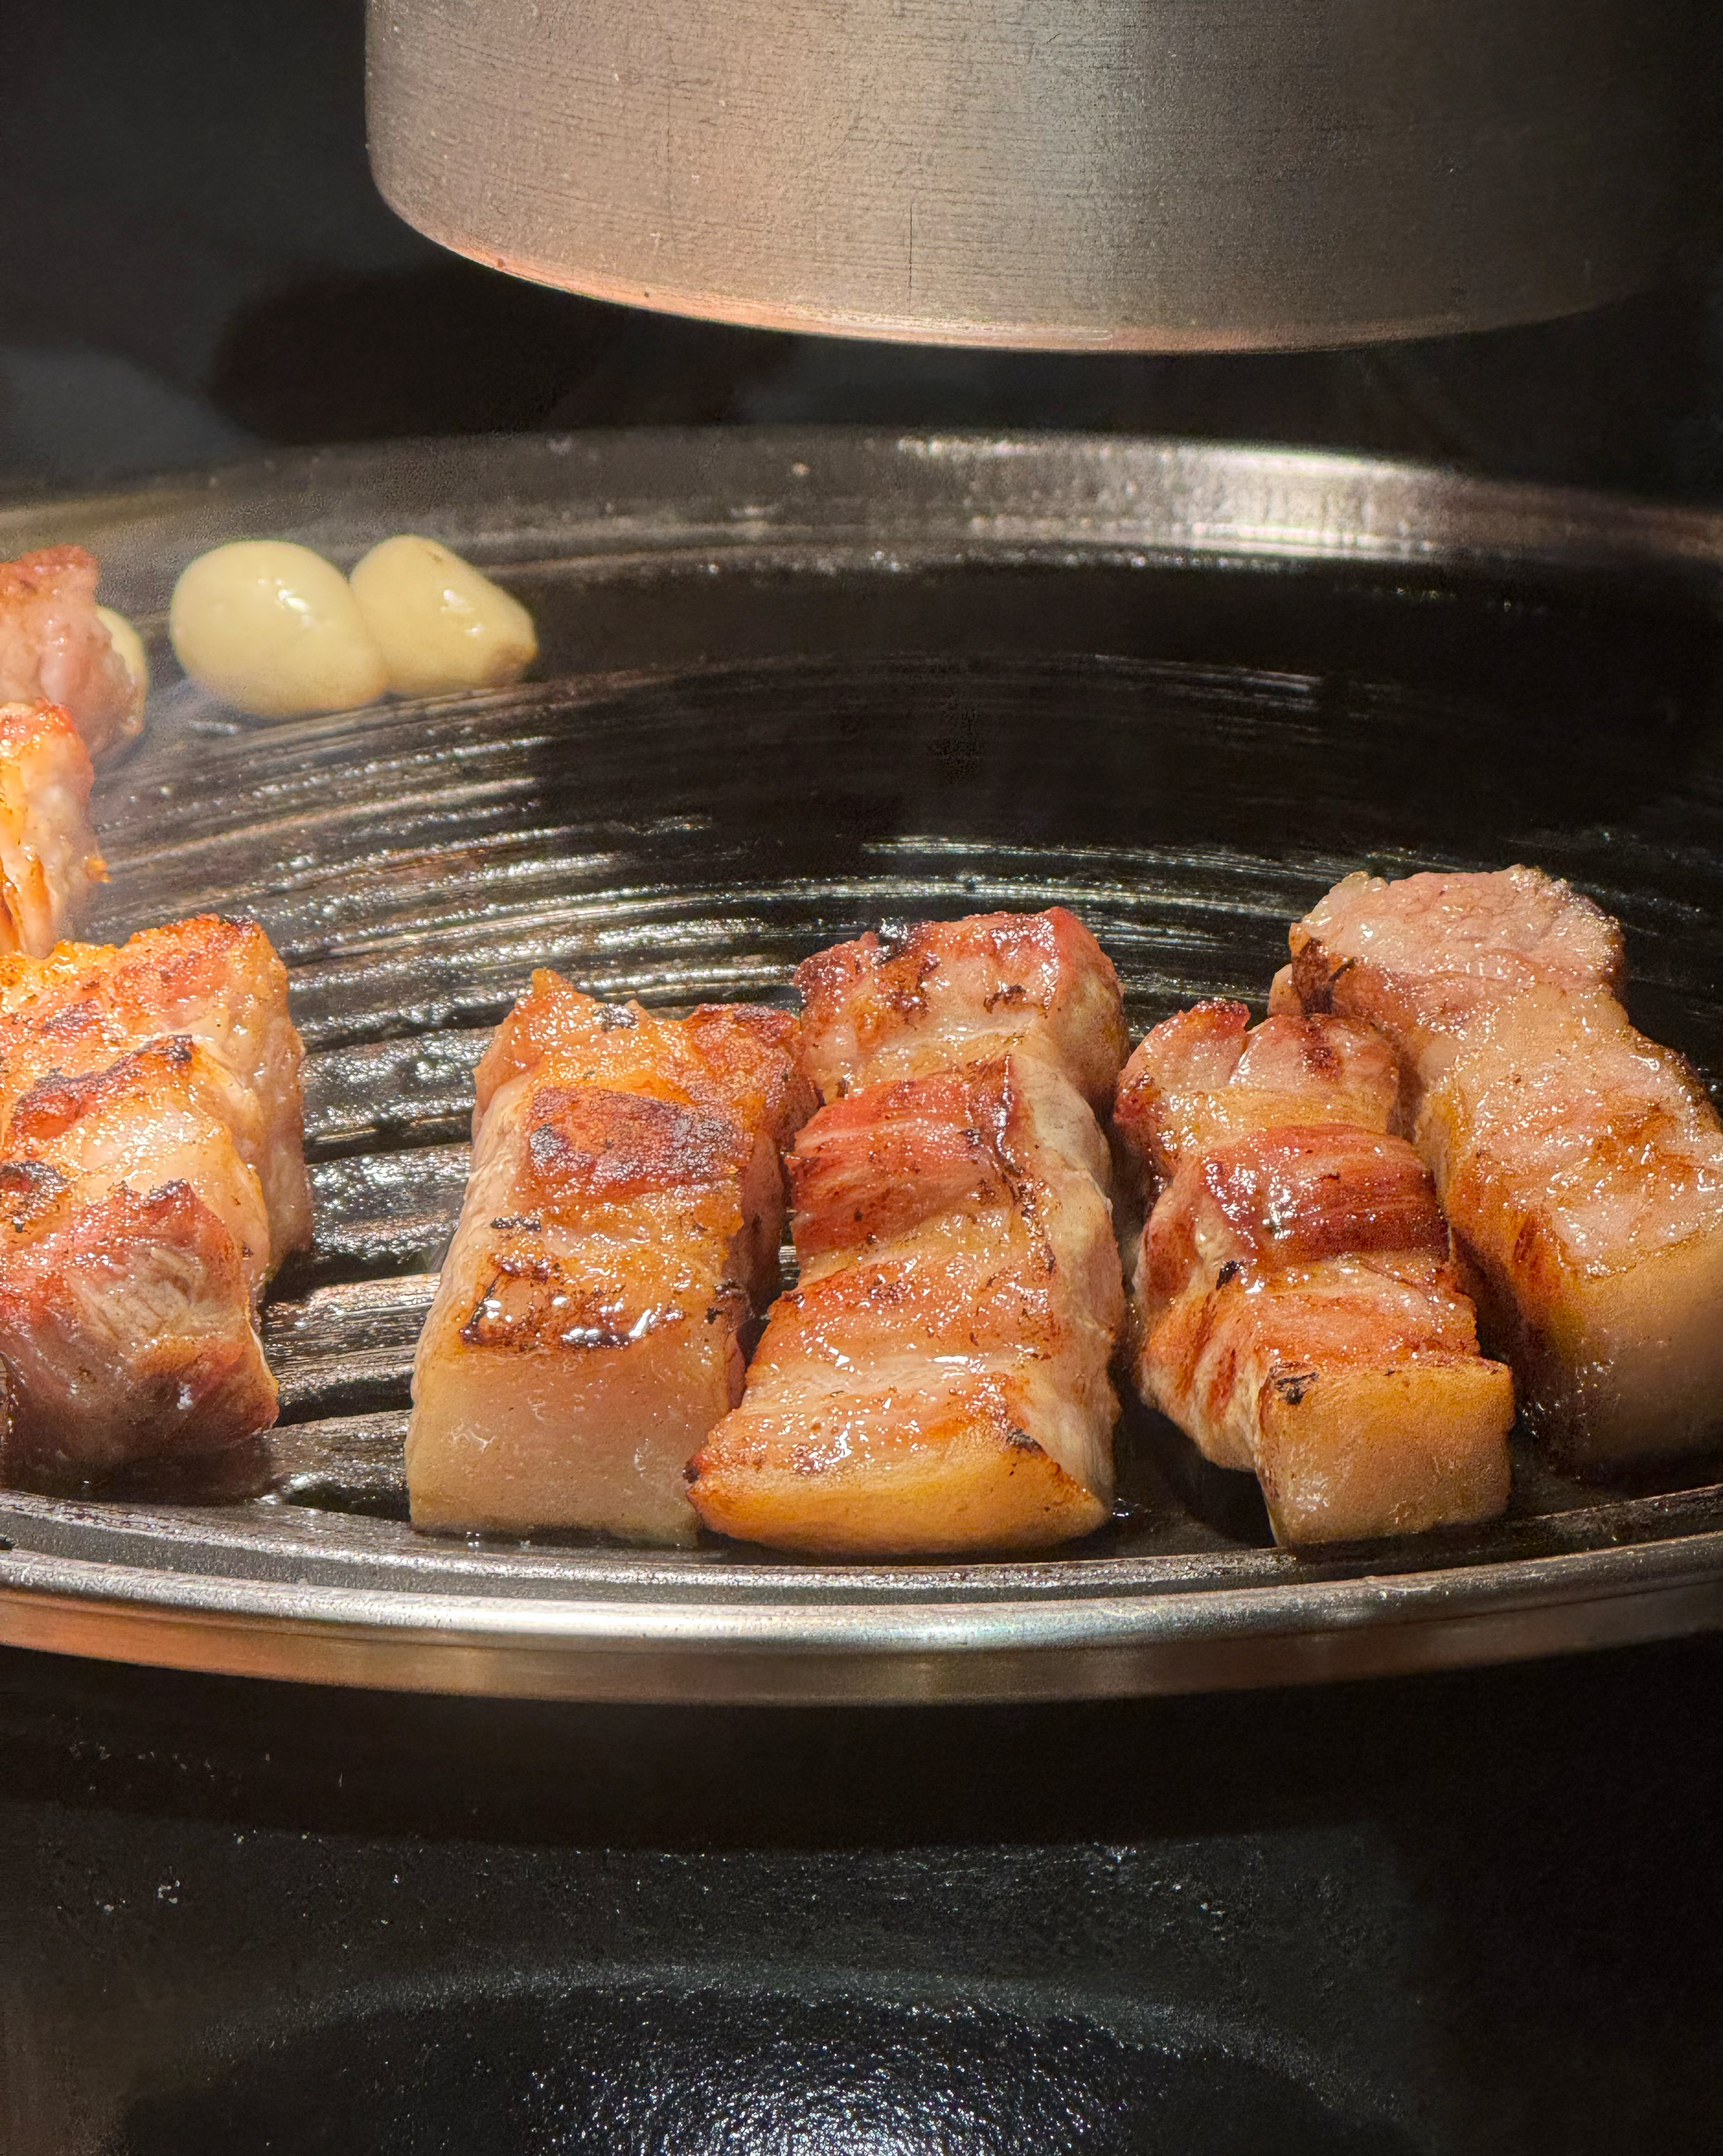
[[0, 429, 1719, 1703]]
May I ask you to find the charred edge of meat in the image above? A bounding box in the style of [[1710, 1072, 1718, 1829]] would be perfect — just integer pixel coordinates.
[[0, 1157, 70, 1232], [526, 1087, 748, 1201], [7, 1036, 200, 1143]]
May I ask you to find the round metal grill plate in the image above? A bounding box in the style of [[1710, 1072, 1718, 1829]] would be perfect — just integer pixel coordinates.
[[1, 431, 1721, 1701]]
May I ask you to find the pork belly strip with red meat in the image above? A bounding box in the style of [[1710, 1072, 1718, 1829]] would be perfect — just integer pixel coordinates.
[[689, 910, 1127, 1555], [1274, 867, 1723, 1463], [0, 547, 144, 758], [408, 974, 814, 1541], [0, 701, 103, 956], [1114, 1001, 1514, 1546], [0, 916, 310, 1485]]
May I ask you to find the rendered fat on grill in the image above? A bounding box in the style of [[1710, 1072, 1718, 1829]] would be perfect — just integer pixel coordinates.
[[0, 915, 311, 1484], [406, 974, 814, 1542], [1274, 866, 1723, 1464], [0, 546, 144, 759], [1114, 1001, 1514, 1547], [0, 701, 103, 956], [689, 909, 1128, 1556]]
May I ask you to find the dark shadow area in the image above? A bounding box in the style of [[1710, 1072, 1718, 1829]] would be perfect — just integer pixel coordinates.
[[206, 263, 794, 443], [1, 1634, 1719, 1855], [4, 1641, 1723, 2152], [4, 5, 1722, 495]]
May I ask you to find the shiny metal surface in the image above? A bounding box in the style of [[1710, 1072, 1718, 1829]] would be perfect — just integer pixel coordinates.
[[366, 0, 1723, 351], [0, 429, 1721, 1702]]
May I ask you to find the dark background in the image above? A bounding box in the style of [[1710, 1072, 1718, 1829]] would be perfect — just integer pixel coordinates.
[[3, 0, 1722, 499]]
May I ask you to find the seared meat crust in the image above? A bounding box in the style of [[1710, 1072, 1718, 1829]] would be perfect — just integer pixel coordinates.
[[1278, 868, 1723, 1462], [1117, 1000, 1514, 1545], [691, 909, 1128, 1556], [0, 909, 308, 1483], [0, 1175, 275, 1484], [408, 977, 814, 1541], [0, 913, 311, 1255], [0, 915, 310, 1485], [796, 906, 1128, 1111]]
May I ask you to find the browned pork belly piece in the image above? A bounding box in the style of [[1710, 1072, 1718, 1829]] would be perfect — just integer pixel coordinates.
[[407, 974, 814, 1541], [0, 915, 313, 1258], [1269, 864, 1624, 1090], [0, 701, 103, 956], [1275, 867, 1723, 1464], [689, 1052, 1125, 1555], [1114, 1001, 1514, 1546], [689, 909, 1128, 1556], [0, 916, 310, 1486], [0, 546, 144, 758], [795, 906, 1128, 1111], [0, 1170, 276, 1483]]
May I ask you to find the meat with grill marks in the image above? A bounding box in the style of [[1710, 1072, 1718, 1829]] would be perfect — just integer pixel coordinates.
[[0, 915, 310, 1485], [794, 906, 1128, 1111], [407, 973, 815, 1541], [1114, 1000, 1514, 1546], [0, 701, 103, 956], [1274, 866, 1723, 1464], [0, 546, 144, 758], [689, 909, 1128, 1556]]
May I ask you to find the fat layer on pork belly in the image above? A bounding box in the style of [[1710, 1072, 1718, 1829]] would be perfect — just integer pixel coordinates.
[[1115, 1001, 1514, 1546], [407, 974, 814, 1542], [0, 915, 310, 1486], [0, 702, 103, 957], [689, 909, 1128, 1556], [795, 906, 1129, 1111], [1277, 867, 1723, 1463], [0, 547, 143, 758]]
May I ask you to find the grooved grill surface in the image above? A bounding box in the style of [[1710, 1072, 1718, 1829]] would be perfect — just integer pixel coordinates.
[[1, 434, 1722, 1680]]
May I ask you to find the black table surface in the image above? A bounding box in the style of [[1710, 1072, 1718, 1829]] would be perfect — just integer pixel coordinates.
[[4, 1633, 1720, 2153]]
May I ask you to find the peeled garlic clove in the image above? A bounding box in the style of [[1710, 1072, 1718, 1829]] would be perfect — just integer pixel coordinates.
[[96, 604, 150, 716], [349, 535, 538, 697], [169, 541, 389, 717]]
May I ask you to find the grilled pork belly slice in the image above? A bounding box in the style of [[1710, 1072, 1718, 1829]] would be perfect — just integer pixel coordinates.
[[796, 906, 1128, 1111], [0, 546, 144, 758], [1112, 992, 1401, 1207], [1277, 867, 1723, 1463], [0, 1167, 277, 1484], [689, 1046, 1125, 1555], [0, 1039, 271, 1292], [0, 914, 312, 1258], [408, 979, 814, 1541], [0, 916, 309, 1484], [1270, 864, 1624, 1094], [1116, 1001, 1514, 1545], [0, 701, 102, 956], [691, 907, 1128, 1556]]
